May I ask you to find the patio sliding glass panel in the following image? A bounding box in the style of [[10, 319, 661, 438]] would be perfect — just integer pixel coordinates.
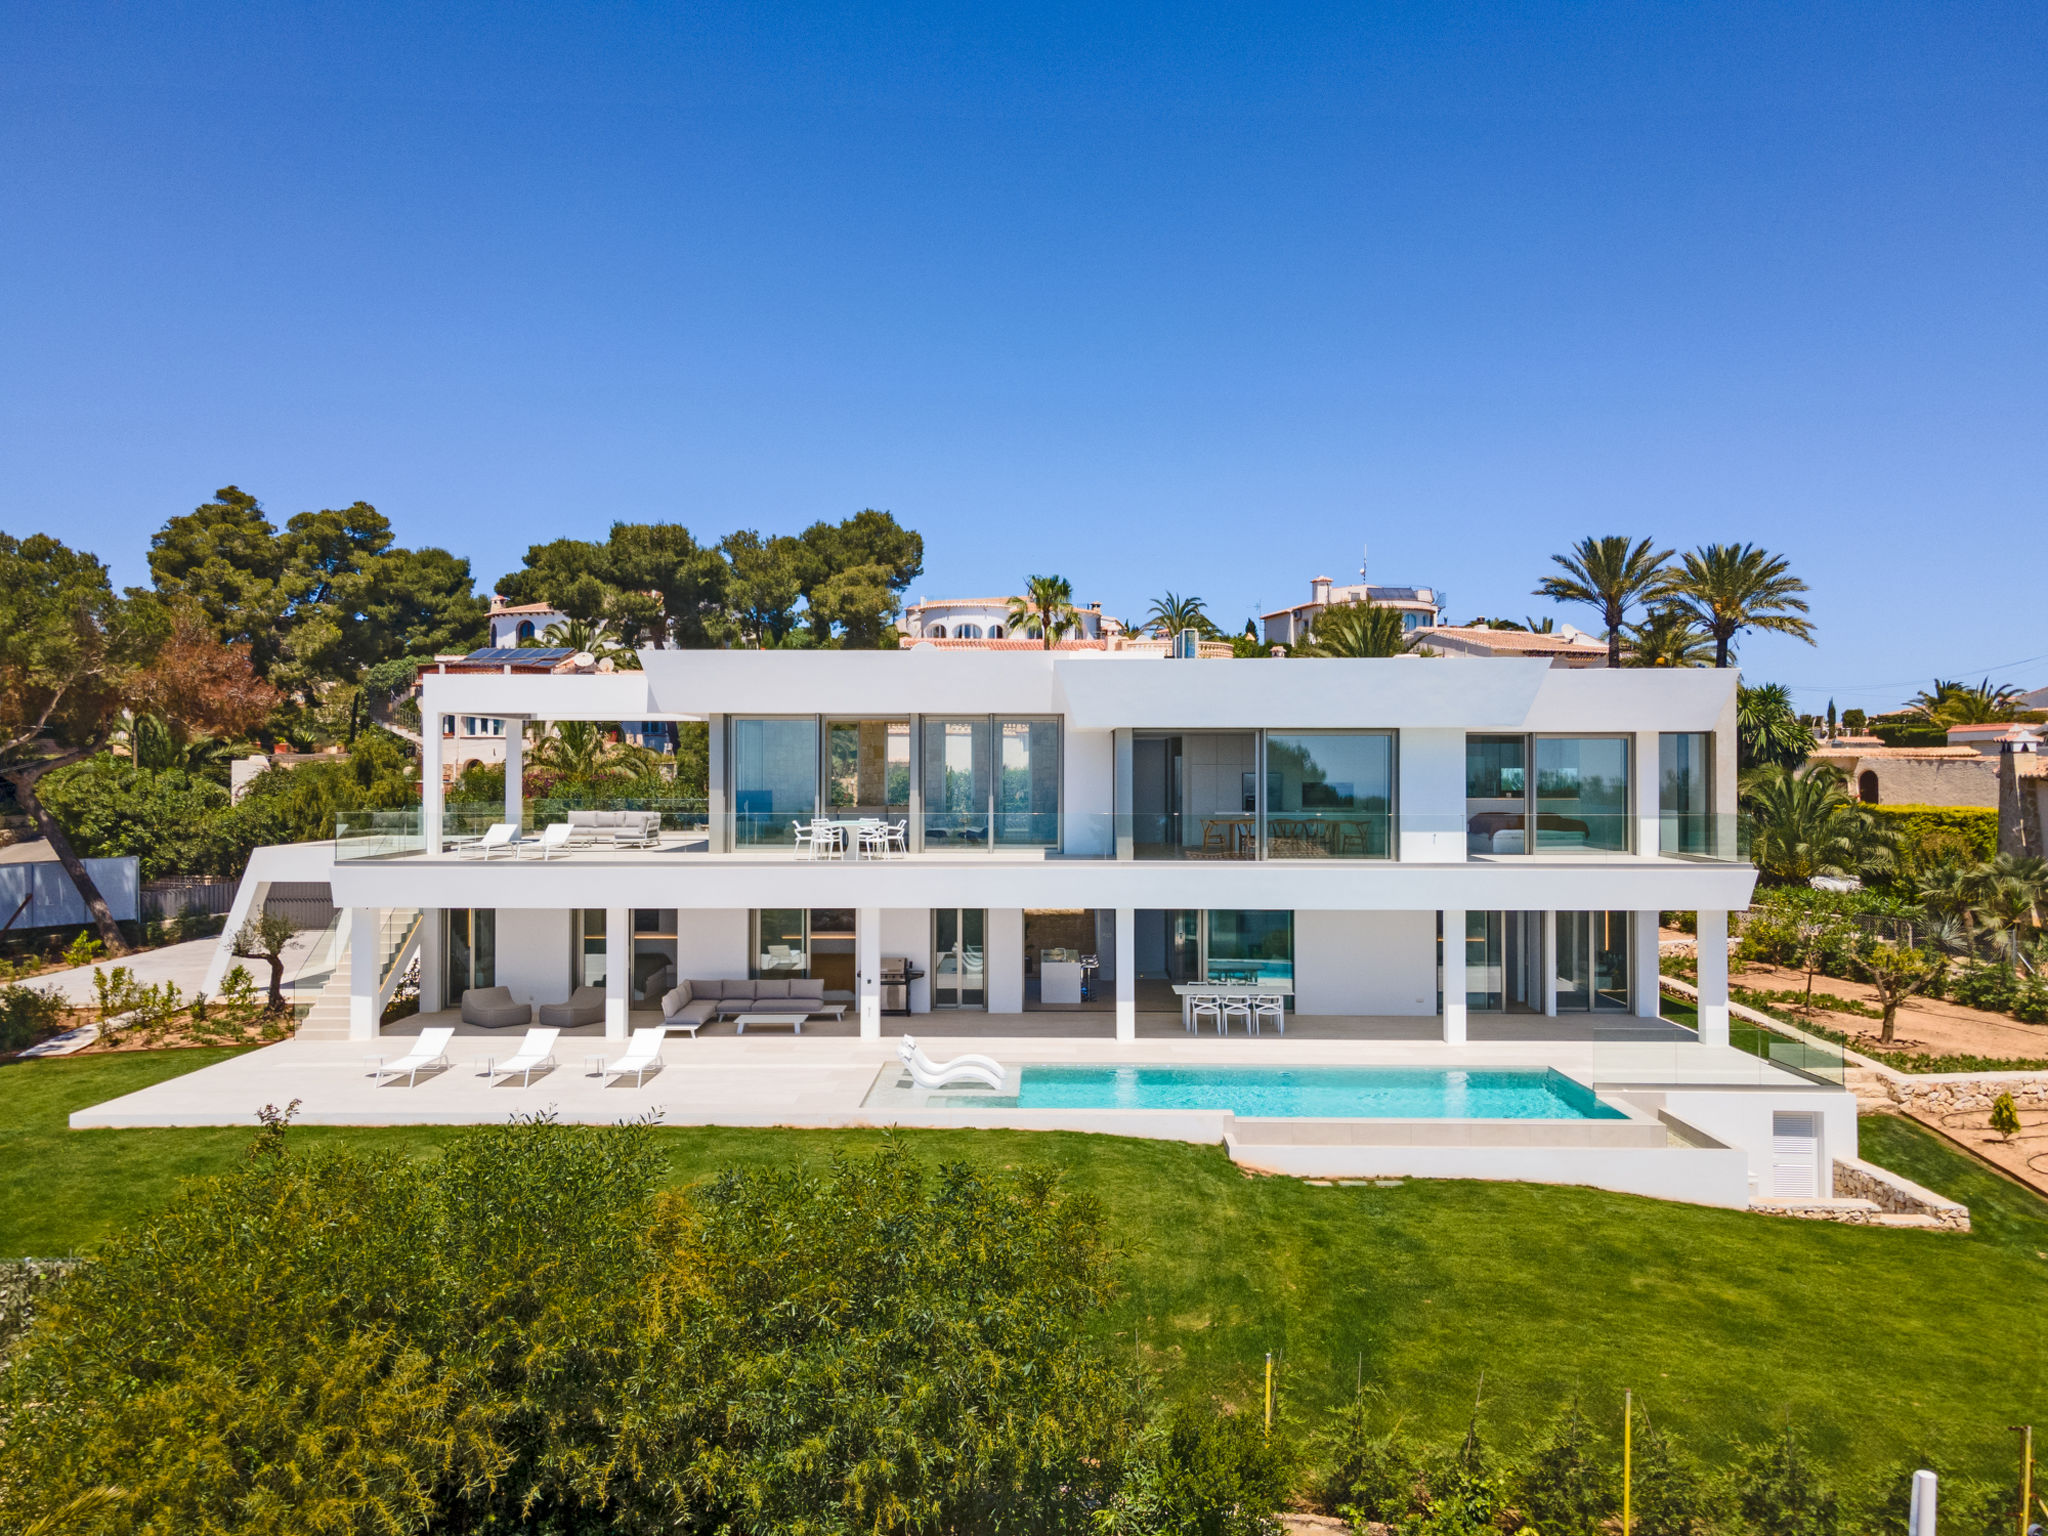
[[1592, 911, 1631, 1012], [1264, 732, 1393, 858], [922, 718, 991, 848], [1659, 732, 1713, 855], [444, 908, 495, 1003], [1553, 910, 1631, 1011], [996, 719, 1059, 845], [754, 909, 808, 979], [1465, 911, 1504, 1011], [1134, 733, 1256, 859], [1466, 735, 1528, 853], [932, 908, 986, 1008], [630, 909, 677, 1001], [574, 909, 607, 989], [732, 717, 819, 848], [827, 719, 910, 826], [1533, 737, 1630, 853], [1554, 911, 1591, 1010], [1204, 910, 1293, 987]]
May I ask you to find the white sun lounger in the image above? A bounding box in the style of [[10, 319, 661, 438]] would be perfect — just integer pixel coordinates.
[[600, 1026, 667, 1086], [514, 821, 574, 860], [898, 1035, 1004, 1091], [370, 1026, 455, 1086], [459, 823, 520, 860], [489, 1027, 560, 1086]]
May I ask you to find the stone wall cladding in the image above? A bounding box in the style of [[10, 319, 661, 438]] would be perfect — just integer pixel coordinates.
[[1831, 1157, 1971, 1231], [1869, 1073, 2048, 1115]]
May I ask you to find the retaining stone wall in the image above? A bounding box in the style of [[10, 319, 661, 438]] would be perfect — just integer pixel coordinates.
[[1832, 1158, 1971, 1231]]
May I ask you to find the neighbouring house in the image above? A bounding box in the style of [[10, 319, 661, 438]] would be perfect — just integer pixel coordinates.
[[1259, 570, 1442, 648], [416, 648, 672, 780], [1945, 722, 2045, 757], [488, 598, 567, 647], [152, 648, 1860, 1211], [898, 596, 1231, 656], [2023, 683, 2048, 711], [1421, 624, 1611, 667], [1804, 726, 2041, 809]]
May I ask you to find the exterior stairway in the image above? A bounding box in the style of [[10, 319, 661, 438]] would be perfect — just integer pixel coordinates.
[[291, 908, 423, 1041]]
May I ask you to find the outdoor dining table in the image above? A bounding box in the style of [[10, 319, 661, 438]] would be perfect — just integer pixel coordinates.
[[1170, 981, 1293, 1031]]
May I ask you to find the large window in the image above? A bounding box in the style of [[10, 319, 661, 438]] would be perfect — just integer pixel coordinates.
[[1659, 732, 1713, 855], [1468, 735, 1630, 854], [573, 909, 607, 989], [631, 909, 677, 1001], [1263, 732, 1393, 858], [444, 909, 495, 1003], [828, 719, 910, 820], [752, 909, 857, 996], [732, 718, 819, 847], [1534, 738, 1630, 853], [922, 717, 1059, 848], [1466, 911, 1503, 1011], [1204, 910, 1293, 987]]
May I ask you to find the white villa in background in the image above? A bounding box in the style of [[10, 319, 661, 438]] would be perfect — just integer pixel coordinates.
[[489, 597, 567, 646], [1260, 572, 1442, 648], [137, 646, 1872, 1211]]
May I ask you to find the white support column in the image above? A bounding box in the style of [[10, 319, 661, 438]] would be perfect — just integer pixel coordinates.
[[857, 906, 882, 1039], [1441, 908, 1467, 1044], [1696, 909, 1730, 1047], [421, 713, 445, 854], [503, 719, 525, 833], [1115, 905, 1135, 1041], [706, 714, 728, 853], [1634, 910, 1662, 1020], [1542, 911, 1559, 1017], [1633, 730, 1660, 856], [418, 908, 444, 1015], [1113, 729, 1134, 860], [349, 906, 380, 1040], [604, 905, 630, 1038]]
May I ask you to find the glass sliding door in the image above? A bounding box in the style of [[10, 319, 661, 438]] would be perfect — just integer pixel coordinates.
[[573, 909, 607, 989], [1659, 732, 1713, 855], [1533, 737, 1630, 852], [732, 717, 819, 848], [1264, 732, 1394, 858], [1466, 735, 1528, 853], [827, 719, 910, 823], [754, 909, 808, 979], [1466, 911, 1504, 1011], [630, 909, 677, 1001], [932, 908, 987, 1009], [1555, 911, 1631, 1012], [1204, 910, 1293, 987], [922, 719, 991, 847], [444, 909, 495, 1003], [996, 719, 1059, 845]]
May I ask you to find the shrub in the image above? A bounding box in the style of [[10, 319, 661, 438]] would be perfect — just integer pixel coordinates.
[[1736, 1423, 1839, 1536], [1314, 1389, 1422, 1520], [1516, 1398, 1614, 1536], [1628, 1417, 1717, 1536], [1990, 1092, 2022, 1141], [0, 985, 65, 1054], [1102, 1406, 1289, 1536]]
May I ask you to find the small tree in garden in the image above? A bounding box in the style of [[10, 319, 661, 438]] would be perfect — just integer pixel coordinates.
[[1793, 915, 1851, 1017], [1990, 1091, 2022, 1142], [1736, 1422, 1839, 1536], [1854, 940, 1944, 1045], [231, 911, 296, 1013], [1516, 1397, 1614, 1536]]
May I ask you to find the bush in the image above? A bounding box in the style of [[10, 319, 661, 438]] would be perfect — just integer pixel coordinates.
[[1867, 805, 1999, 883], [0, 985, 65, 1054], [1516, 1398, 1613, 1536], [1736, 1424, 1839, 1536], [1629, 1417, 1718, 1536], [1102, 1406, 1289, 1536], [1313, 1389, 1421, 1519], [0, 1129, 1142, 1534]]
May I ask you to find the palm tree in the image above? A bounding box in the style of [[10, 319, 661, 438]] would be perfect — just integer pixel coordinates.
[[1736, 683, 1815, 771], [1665, 543, 1815, 668], [525, 720, 662, 783], [1532, 536, 1674, 668], [1296, 601, 1411, 658], [1625, 606, 1714, 668], [1743, 762, 1894, 884], [1905, 678, 2026, 726], [1144, 591, 1214, 640], [540, 617, 641, 669], [1977, 853, 2047, 970], [1007, 576, 1077, 650]]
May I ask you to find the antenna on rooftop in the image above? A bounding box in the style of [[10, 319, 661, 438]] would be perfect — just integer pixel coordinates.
[[1360, 543, 1369, 585]]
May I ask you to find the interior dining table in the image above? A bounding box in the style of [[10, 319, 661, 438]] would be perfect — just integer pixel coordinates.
[[1169, 980, 1293, 1030]]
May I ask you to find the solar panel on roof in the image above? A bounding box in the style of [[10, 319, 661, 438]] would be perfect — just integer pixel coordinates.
[[463, 647, 577, 662]]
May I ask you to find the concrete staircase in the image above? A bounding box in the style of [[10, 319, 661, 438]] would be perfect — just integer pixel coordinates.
[[291, 908, 422, 1041]]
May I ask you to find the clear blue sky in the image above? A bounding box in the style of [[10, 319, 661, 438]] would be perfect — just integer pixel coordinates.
[[4, 3, 2043, 713]]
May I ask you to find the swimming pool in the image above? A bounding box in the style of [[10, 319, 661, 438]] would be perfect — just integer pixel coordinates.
[[905, 1065, 1622, 1120]]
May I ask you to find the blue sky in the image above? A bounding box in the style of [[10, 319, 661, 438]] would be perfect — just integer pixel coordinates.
[[4, 3, 2043, 712]]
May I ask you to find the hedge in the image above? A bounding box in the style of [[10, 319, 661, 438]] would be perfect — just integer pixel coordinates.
[[1867, 804, 1999, 866]]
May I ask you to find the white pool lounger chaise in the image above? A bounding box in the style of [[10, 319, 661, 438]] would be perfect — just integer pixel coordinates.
[[369, 1026, 455, 1087], [898, 1035, 1005, 1091]]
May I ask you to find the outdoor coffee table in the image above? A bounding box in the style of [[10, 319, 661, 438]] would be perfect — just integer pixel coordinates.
[[733, 1012, 808, 1035]]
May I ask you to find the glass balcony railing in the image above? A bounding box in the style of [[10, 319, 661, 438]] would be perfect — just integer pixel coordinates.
[[334, 805, 1752, 866], [1657, 813, 1751, 862]]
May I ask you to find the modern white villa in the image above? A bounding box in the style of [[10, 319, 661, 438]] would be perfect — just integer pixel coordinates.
[[75, 649, 1870, 1214]]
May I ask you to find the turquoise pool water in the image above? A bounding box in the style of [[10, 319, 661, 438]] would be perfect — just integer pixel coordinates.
[[957, 1065, 1620, 1119]]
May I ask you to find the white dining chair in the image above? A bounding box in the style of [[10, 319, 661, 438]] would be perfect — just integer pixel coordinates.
[[1221, 994, 1255, 1036], [1189, 993, 1222, 1035], [888, 819, 909, 858], [1253, 992, 1285, 1035], [793, 822, 818, 860], [812, 818, 844, 860]]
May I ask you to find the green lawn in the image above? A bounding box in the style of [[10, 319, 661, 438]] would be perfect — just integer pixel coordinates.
[[6, 1048, 2047, 1478]]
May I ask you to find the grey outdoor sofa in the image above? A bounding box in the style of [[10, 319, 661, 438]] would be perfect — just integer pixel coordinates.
[[659, 977, 846, 1032], [564, 810, 661, 848]]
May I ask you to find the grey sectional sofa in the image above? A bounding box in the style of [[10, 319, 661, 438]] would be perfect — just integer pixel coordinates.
[[659, 977, 844, 1031], [564, 809, 661, 848]]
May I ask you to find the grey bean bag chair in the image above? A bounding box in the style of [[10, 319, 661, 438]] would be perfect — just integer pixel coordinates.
[[460, 985, 533, 1029], [537, 985, 605, 1029]]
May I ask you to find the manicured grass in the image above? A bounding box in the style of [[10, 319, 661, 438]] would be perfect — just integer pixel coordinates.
[[5, 1049, 2047, 1478]]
